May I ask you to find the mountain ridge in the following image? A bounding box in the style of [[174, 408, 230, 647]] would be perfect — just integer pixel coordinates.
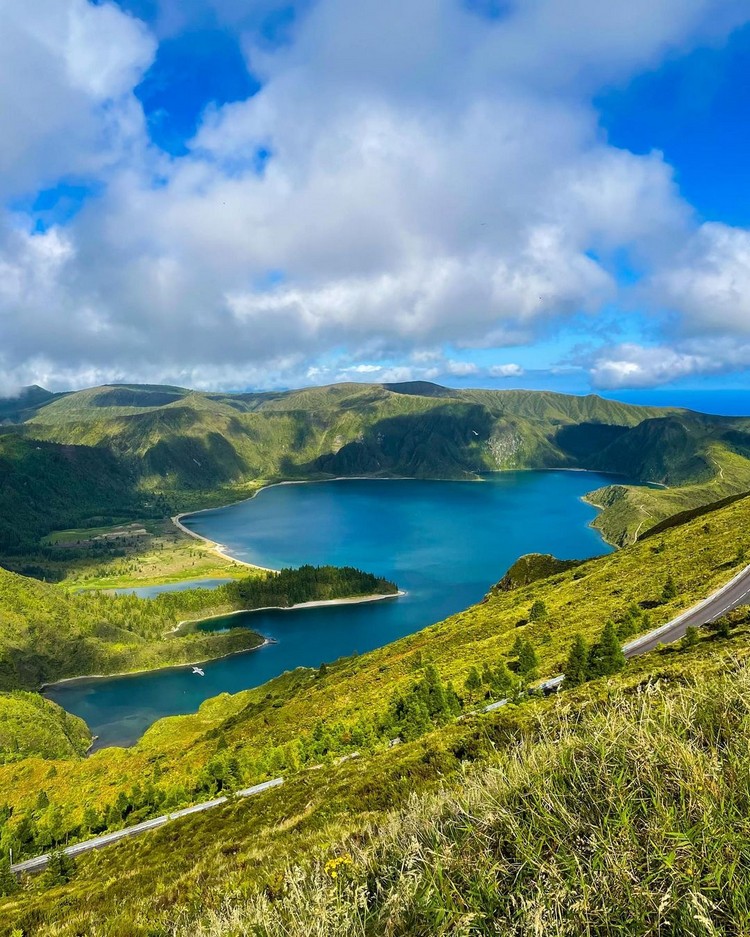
[[2, 381, 750, 553]]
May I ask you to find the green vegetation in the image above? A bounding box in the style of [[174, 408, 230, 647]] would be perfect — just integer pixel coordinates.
[[494, 551, 584, 591], [0, 565, 250, 690], [563, 621, 626, 688], [36, 517, 248, 590], [3, 626, 750, 935], [3, 380, 750, 554], [188, 659, 750, 937], [1, 485, 749, 892], [225, 565, 397, 609], [0, 564, 394, 690], [3, 380, 750, 930], [0, 434, 162, 561], [0, 694, 91, 763]]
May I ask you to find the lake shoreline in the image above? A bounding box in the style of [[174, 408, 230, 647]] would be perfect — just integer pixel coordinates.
[[170, 589, 406, 635], [171, 475, 417, 571], [41, 635, 274, 692], [42, 591, 405, 692], [45, 471, 618, 749], [171, 469, 621, 572]]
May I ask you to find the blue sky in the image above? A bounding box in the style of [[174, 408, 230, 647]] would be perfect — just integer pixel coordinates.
[[1, 0, 750, 400]]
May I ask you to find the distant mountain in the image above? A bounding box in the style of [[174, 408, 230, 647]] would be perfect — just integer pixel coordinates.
[[3, 380, 750, 548], [0, 384, 59, 423]]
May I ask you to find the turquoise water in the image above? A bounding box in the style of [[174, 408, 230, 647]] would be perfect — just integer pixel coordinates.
[[109, 578, 234, 598], [46, 473, 618, 748]]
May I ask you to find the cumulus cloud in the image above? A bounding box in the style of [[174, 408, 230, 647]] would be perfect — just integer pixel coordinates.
[[0, 0, 155, 198], [650, 222, 750, 335], [1, 0, 750, 391], [489, 363, 525, 378], [589, 338, 750, 389]]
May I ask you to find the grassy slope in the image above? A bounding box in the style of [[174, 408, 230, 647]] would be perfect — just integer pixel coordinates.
[[4, 623, 750, 935], [589, 442, 750, 545], [1, 490, 749, 870], [0, 693, 91, 763], [43, 518, 249, 591], [0, 564, 264, 690], [0, 563, 397, 692], [15, 381, 750, 546], [0, 434, 161, 557]]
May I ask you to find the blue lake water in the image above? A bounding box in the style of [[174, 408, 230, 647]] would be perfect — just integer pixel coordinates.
[[108, 578, 234, 598], [46, 473, 619, 749]]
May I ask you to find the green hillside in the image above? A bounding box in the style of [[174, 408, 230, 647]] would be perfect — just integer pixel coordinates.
[[0, 693, 91, 764], [0, 564, 261, 690], [3, 505, 750, 931], [0, 434, 161, 556], [3, 379, 750, 551], [1, 486, 749, 898], [0, 564, 395, 692]]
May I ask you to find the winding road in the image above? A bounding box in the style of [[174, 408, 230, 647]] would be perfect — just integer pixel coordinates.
[[12, 563, 750, 876], [10, 778, 283, 875]]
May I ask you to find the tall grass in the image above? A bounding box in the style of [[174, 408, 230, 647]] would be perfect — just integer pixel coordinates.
[[189, 665, 750, 937]]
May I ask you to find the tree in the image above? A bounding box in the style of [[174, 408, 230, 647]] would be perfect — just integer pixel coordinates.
[[400, 698, 431, 741], [43, 848, 76, 887], [589, 621, 626, 678], [82, 806, 103, 834], [491, 660, 515, 697], [35, 790, 50, 813], [563, 634, 590, 688], [529, 600, 548, 622], [707, 615, 733, 640], [516, 640, 539, 681], [0, 857, 18, 897], [464, 666, 482, 702], [681, 625, 700, 649], [662, 574, 678, 602]]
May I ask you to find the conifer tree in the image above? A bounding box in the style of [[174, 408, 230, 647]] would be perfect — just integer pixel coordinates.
[[464, 666, 482, 702], [400, 698, 431, 741], [43, 848, 76, 887], [662, 574, 678, 601], [681, 625, 700, 649], [498, 660, 516, 696], [0, 857, 17, 897], [589, 621, 626, 677], [563, 633, 590, 688], [444, 682, 462, 716], [35, 790, 50, 812], [516, 640, 539, 681], [529, 599, 548, 622]]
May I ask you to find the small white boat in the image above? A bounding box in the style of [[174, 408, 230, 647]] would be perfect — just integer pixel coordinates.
[[192, 666, 205, 676]]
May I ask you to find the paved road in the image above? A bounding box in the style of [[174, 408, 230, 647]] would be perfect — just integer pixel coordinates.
[[14, 564, 750, 874], [622, 562, 750, 657], [482, 563, 750, 710], [11, 778, 283, 875]]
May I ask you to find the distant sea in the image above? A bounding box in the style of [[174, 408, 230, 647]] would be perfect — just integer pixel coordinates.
[[604, 390, 750, 418]]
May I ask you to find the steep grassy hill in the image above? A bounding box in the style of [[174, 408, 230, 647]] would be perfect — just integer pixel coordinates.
[[0, 434, 162, 555], [0, 565, 261, 690], [5, 380, 750, 549], [1, 487, 749, 891], [4, 563, 750, 933], [0, 693, 91, 763]]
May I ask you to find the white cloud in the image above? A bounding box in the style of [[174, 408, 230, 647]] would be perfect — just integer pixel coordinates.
[[1, 0, 750, 391], [0, 1, 155, 199], [588, 337, 750, 389], [650, 222, 750, 334], [489, 363, 525, 378]]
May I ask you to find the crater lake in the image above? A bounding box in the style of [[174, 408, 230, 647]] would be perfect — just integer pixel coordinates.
[[47, 472, 620, 747]]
